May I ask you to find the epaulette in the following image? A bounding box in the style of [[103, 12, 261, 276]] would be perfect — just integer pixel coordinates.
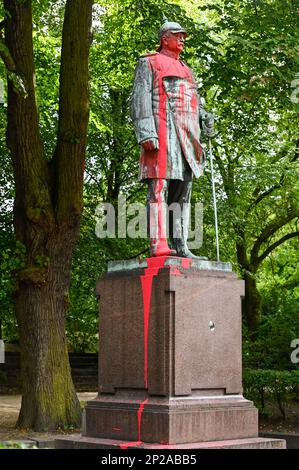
[[140, 52, 159, 58]]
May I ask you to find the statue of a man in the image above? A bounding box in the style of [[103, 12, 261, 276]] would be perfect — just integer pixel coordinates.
[[131, 19, 214, 257]]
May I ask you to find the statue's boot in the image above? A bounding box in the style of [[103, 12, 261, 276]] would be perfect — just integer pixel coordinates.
[[169, 185, 207, 260], [150, 239, 176, 257], [147, 179, 176, 257], [171, 238, 207, 260]]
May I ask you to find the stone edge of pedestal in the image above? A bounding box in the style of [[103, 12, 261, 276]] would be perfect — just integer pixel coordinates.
[[55, 436, 286, 449], [107, 257, 232, 273]]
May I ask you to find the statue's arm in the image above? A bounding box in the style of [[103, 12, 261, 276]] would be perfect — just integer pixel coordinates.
[[130, 58, 159, 148]]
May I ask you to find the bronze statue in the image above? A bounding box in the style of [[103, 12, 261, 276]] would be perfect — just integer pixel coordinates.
[[131, 19, 214, 257]]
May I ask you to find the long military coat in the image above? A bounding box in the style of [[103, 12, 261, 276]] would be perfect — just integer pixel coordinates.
[[130, 52, 204, 181]]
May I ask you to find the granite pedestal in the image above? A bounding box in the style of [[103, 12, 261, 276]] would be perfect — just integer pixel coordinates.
[[56, 257, 285, 449]]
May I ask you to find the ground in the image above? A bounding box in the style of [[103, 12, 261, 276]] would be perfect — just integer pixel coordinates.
[[0, 393, 96, 442], [258, 400, 299, 434]]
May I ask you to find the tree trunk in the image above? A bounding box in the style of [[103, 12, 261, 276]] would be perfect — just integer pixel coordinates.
[[16, 234, 81, 430], [4, 0, 93, 430], [243, 272, 262, 337]]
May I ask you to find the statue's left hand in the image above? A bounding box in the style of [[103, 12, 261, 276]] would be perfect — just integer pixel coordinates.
[[202, 112, 215, 137]]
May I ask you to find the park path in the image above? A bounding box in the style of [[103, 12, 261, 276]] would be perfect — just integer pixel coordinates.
[[0, 392, 97, 443]]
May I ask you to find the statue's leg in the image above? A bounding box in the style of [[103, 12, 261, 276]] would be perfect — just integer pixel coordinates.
[[147, 179, 176, 257], [168, 180, 206, 259]]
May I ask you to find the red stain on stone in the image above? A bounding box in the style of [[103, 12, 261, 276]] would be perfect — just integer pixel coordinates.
[[170, 267, 182, 276], [140, 257, 167, 388], [119, 398, 148, 449], [181, 258, 192, 269], [119, 441, 141, 449], [191, 92, 198, 112], [121, 256, 194, 449], [137, 398, 148, 441]]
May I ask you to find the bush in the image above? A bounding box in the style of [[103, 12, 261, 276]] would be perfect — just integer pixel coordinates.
[[243, 368, 299, 419]]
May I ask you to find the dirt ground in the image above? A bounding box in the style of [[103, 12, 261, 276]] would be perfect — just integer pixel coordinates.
[[0, 393, 96, 441], [257, 400, 299, 434]]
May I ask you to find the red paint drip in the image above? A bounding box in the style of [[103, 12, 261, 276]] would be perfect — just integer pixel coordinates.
[[119, 398, 148, 449], [137, 398, 148, 441], [158, 75, 167, 179], [140, 257, 167, 388]]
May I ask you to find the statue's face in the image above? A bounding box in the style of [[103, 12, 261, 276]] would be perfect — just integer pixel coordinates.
[[162, 32, 186, 54]]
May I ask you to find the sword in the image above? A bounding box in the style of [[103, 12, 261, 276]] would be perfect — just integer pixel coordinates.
[[208, 138, 220, 262]]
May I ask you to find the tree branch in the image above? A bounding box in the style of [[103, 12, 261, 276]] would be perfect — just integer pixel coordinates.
[[257, 231, 299, 265], [54, 0, 93, 224], [0, 35, 15, 70], [248, 139, 299, 211], [250, 209, 299, 265], [4, 0, 54, 247]]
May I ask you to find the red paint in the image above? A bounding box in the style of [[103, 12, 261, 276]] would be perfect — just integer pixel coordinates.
[[157, 72, 168, 179], [141, 53, 194, 179], [119, 398, 148, 449], [191, 92, 198, 112], [170, 267, 182, 276], [181, 258, 192, 269], [119, 441, 141, 449], [137, 398, 148, 441], [120, 258, 194, 449], [140, 257, 167, 388]]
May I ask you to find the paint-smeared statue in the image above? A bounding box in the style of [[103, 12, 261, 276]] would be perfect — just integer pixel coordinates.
[[131, 18, 214, 257]]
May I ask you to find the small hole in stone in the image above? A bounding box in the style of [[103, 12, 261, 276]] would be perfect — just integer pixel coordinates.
[[209, 321, 215, 331]]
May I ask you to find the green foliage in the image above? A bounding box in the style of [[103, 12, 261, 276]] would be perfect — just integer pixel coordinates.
[[0, 241, 26, 340], [242, 238, 299, 369], [243, 368, 299, 418], [0, 441, 38, 449]]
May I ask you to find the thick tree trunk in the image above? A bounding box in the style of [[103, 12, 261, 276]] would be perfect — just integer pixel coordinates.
[[16, 234, 81, 430], [243, 272, 262, 338], [4, 0, 93, 430]]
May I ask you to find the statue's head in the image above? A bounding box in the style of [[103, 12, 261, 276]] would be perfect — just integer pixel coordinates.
[[157, 17, 188, 52]]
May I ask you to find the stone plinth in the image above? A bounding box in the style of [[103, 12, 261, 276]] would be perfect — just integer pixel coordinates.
[[83, 257, 259, 446]]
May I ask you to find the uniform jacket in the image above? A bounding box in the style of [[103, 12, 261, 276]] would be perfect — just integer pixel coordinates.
[[130, 52, 205, 181]]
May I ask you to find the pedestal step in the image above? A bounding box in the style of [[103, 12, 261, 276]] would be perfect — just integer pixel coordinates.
[[55, 435, 286, 449]]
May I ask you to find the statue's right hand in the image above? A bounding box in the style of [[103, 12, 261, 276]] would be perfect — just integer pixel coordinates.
[[141, 138, 159, 152]]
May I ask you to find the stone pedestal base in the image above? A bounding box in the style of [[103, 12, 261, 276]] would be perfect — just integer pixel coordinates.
[[83, 394, 258, 444], [66, 257, 285, 449]]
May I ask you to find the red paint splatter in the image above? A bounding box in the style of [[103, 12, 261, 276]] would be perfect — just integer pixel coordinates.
[[119, 441, 141, 449], [158, 75, 167, 179], [181, 258, 192, 269], [170, 267, 182, 276], [140, 257, 167, 388], [142, 53, 194, 179], [119, 398, 148, 449], [120, 257, 194, 449], [191, 92, 198, 112], [137, 399, 148, 441]]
